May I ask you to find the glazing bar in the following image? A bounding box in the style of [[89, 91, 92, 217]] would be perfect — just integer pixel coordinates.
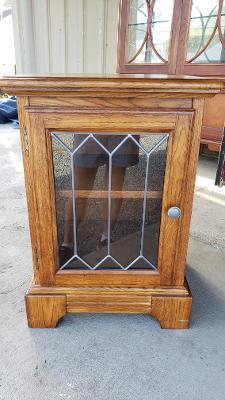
[[60, 254, 93, 270], [76, 255, 93, 270], [107, 154, 112, 255], [51, 133, 72, 154], [110, 135, 130, 156], [142, 255, 157, 270], [71, 153, 78, 255], [124, 255, 141, 270], [60, 254, 77, 270], [148, 134, 169, 156], [140, 154, 150, 256], [72, 133, 93, 155], [93, 255, 125, 270], [92, 135, 111, 156]]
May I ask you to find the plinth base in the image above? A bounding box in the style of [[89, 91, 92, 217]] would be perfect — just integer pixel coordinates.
[[25, 279, 192, 329]]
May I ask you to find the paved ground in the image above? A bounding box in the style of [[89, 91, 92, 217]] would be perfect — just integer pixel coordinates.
[[0, 125, 225, 400]]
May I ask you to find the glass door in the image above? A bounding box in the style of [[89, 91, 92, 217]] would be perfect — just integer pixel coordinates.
[[118, 0, 225, 75], [29, 110, 193, 287], [177, 0, 225, 75], [117, 0, 182, 73]]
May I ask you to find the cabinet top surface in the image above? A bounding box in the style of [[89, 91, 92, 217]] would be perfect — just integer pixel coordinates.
[[0, 74, 223, 96]]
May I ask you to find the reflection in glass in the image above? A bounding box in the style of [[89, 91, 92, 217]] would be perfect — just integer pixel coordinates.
[[187, 0, 225, 63], [51, 132, 168, 270], [127, 0, 174, 63]]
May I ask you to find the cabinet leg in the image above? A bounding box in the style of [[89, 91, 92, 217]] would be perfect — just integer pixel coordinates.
[[151, 296, 192, 329], [25, 295, 66, 328]]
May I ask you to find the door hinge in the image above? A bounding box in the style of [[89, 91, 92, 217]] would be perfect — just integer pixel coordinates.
[[24, 127, 29, 157]]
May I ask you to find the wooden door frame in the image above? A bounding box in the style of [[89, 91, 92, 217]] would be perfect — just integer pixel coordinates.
[[117, 0, 183, 74], [25, 108, 195, 288], [176, 0, 225, 75]]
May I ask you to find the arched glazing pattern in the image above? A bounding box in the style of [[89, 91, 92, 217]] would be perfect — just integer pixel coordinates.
[[187, 0, 225, 63], [127, 0, 174, 64]]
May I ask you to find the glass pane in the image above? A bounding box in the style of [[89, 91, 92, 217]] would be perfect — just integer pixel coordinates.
[[52, 138, 74, 267], [151, 0, 174, 61], [127, 0, 174, 63], [144, 136, 168, 266], [128, 0, 148, 62], [51, 132, 169, 271], [187, 1, 225, 63]]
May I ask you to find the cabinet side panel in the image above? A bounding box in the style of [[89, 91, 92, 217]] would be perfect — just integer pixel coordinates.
[[173, 99, 205, 285], [158, 113, 193, 285], [17, 97, 40, 284]]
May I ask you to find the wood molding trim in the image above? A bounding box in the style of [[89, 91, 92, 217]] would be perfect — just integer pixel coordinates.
[[26, 280, 192, 329], [0, 75, 223, 97]]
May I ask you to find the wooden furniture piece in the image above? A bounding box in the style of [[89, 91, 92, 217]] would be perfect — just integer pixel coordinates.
[[117, 0, 225, 150], [201, 89, 225, 152], [0, 75, 222, 328]]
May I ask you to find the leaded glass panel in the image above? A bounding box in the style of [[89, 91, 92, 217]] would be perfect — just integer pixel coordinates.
[[51, 132, 168, 270]]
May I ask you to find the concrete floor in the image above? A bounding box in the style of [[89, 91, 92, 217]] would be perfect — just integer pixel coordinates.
[[0, 125, 225, 400]]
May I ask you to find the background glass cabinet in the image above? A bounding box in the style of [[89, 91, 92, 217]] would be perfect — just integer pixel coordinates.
[[118, 0, 225, 74], [118, 0, 225, 153]]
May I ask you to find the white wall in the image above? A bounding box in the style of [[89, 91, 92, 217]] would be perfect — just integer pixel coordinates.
[[0, 3, 16, 74], [11, 0, 120, 74]]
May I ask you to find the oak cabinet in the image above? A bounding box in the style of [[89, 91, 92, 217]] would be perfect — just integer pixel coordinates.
[[0, 75, 222, 328]]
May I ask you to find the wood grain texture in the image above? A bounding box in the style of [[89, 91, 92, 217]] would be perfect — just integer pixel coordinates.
[[27, 113, 58, 285], [60, 189, 162, 200], [168, 0, 183, 74], [30, 111, 177, 132], [29, 96, 193, 109], [25, 280, 191, 328], [55, 270, 160, 287], [158, 113, 192, 284], [158, 113, 193, 284], [17, 97, 40, 284], [202, 94, 225, 148], [29, 281, 190, 297], [0, 75, 223, 98], [25, 295, 66, 328], [151, 296, 192, 329], [172, 99, 205, 285]]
